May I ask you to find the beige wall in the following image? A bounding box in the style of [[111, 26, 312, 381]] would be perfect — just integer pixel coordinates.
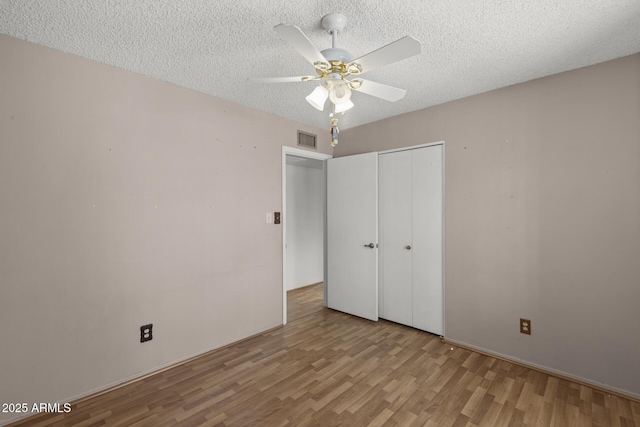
[[0, 34, 330, 424], [337, 53, 640, 398]]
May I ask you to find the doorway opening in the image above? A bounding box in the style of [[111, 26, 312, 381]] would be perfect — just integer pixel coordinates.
[[282, 147, 332, 325]]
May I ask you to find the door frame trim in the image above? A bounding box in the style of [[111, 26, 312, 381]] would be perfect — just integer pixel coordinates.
[[378, 141, 444, 154], [282, 146, 332, 325]]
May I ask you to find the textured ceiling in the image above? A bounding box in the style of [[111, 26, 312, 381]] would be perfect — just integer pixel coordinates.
[[1, 1, 640, 130]]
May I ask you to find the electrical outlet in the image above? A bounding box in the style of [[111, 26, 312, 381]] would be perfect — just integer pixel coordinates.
[[520, 318, 531, 335], [140, 324, 153, 342], [274, 212, 281, 224]]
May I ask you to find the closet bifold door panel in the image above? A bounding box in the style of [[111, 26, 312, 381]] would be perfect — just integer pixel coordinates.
[[378, 150, 413, 326], [411, 146, 443, 334], [379, 145, 443, 335]]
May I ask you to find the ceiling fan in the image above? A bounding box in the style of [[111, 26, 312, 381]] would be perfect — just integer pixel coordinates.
[[253, 13, 422, 146]]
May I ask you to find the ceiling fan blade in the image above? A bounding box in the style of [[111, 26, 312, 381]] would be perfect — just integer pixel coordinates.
[[274, 24, 327, 65], [351, 36, 421, 73], [352, 79, 407, 102], [251, 76, 316, 83]]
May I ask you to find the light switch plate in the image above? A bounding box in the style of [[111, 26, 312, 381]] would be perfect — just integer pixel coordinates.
[[266, 212, 273, 224]]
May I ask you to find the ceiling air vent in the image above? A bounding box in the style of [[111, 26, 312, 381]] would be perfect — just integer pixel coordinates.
[[297, 131, 317, 149]]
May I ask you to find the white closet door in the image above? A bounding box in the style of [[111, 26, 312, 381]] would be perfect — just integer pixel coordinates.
[[379, 151, 413, 326], [327, 153, 379, 321], [412, 145, 443, 334]]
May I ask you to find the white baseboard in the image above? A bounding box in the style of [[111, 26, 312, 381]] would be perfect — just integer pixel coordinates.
[[444, 337, 640, 402], [2, 322, 283, 427]]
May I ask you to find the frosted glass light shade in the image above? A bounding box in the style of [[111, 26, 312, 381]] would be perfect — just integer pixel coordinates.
[[306, 85, 329, 111], [334, 99, 354, 113], [329, 81, 352, 104]]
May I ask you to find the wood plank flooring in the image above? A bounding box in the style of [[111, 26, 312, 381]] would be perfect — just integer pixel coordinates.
[[10, 284, 640, 426], [287, 283, 324, 322]]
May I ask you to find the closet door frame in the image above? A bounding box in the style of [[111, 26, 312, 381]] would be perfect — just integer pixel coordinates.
[[378, 141, 445, 336]]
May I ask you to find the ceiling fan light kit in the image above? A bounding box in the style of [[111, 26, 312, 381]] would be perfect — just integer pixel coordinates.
[[334, 99, 354, 114], [328, 79, 352, 104], [254, 13, 422, 146], [305, 85, 329, 111]]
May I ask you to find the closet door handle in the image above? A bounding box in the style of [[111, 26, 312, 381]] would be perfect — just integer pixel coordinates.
[[405, 245, 412, 250], [364, 243, 375, 248]]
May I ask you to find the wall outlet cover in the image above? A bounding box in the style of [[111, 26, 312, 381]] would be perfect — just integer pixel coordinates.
[[140, 324, 153, 342]]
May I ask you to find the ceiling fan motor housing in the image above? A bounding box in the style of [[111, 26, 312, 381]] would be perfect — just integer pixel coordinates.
[[321, 48, 353, 63]]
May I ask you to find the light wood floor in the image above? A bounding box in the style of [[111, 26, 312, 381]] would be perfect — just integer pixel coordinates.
[[11, 283, 640, 426], [287, 282, 325, 323]]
